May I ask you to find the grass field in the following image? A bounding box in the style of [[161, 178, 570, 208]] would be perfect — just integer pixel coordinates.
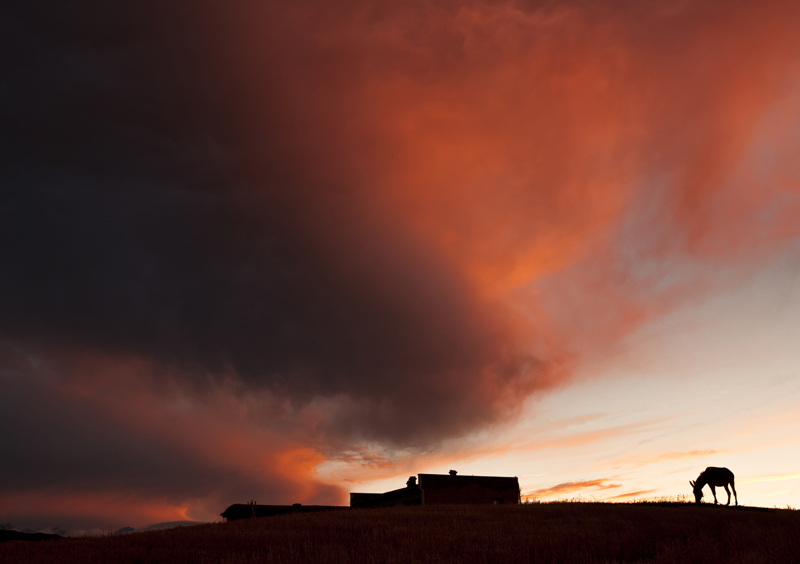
[[2, 502, 798, 564]]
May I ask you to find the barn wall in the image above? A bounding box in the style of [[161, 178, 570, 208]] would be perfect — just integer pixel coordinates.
[[422, 483, 519, 505], [350, 486, 422, 508]]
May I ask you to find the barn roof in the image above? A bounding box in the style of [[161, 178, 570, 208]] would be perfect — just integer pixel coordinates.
[[418, 473, 519, 491]]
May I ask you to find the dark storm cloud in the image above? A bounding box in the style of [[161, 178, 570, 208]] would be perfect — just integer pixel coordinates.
[[0, 342, 343, 529], [4, 0, 800, 529], [0, 343, 316, 501], [1, 373, 217, 497], [0, 1, 539, 447]]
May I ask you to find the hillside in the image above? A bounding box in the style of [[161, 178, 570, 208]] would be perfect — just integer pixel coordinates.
[[1, 503, 798, 564]]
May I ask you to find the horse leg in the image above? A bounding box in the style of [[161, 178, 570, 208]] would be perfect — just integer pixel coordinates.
[[710, 485, 719, 504], [731, 481, 738, 506], [723, 485, 731, 506]]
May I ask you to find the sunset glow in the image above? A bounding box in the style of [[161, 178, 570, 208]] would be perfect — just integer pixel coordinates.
[[2, 0, 800, 532]]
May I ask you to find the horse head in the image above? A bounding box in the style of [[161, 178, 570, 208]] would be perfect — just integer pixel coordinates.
[[689, 479, 703, 504]]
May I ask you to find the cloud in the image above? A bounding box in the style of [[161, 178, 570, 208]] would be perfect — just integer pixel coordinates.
[[605, 490, 658, 500], [525, 479, 621, 499], [1, 0, 554, 448], [0, 356, 343, 529], [2, 0, 800, 528], [4, 0, 800, 443]]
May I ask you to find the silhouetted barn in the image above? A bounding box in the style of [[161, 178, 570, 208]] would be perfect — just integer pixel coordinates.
[[220, 503, 347, 522], [350, 471, 520, 508]]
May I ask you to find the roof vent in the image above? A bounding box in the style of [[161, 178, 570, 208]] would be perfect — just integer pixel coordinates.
[[449, 470, 457, 476]]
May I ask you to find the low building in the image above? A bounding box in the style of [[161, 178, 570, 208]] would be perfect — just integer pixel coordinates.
[[221, 503, 347, 521], [350, 471, 520, 508]]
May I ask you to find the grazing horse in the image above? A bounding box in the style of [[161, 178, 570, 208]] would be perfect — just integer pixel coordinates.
[[690, 467, 737, 506]]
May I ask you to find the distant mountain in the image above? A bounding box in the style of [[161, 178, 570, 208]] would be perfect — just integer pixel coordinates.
[[0, 521, 205, 539], [0, 530, 62, 542]]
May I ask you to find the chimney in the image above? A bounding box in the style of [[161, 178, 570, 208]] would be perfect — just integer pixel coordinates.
[[406, 476, 417, 488], [449, 470, 457, 476]]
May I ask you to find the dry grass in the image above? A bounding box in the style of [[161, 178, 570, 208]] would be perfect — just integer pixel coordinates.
[[1, 503, 798, 564]]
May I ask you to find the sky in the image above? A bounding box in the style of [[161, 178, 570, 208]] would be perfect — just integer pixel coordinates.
[[1, 0, 800, 532]]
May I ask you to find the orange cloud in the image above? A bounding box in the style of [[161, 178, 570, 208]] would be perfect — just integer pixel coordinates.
[[320, 413, 679, 491], [5, 0, 800, 530], [0, 491, 189, 531], [525, 479, 621, 499], [213, 0, 800, 385], [0, 351, 346, 529], [605, 490, 659, 500]]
